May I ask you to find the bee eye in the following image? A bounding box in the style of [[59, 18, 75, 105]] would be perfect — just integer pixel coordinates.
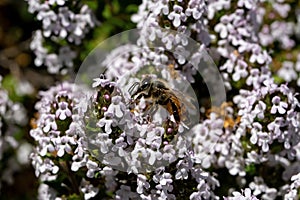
[[140, 81, 149, 90], [140, 77, 151, 90]]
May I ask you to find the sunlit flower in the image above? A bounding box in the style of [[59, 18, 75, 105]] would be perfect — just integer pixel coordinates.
[[26, 0, 98, 74]]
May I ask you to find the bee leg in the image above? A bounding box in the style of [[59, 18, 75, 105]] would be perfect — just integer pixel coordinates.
[[127, 98, 135, 110], [143, 104, 158, 123], [170, 102, 180, 124], [148, 104, 159, 116]]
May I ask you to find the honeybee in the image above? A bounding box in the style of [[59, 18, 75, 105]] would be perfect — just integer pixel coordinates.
[[128, 75, 196, 127]]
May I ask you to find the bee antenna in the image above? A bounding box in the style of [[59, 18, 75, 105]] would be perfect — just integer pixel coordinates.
[[128, 82, 140, 95]]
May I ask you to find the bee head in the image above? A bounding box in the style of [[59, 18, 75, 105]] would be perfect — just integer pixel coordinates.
[[140, 76, 152, 91], [128, 76, 153, 97]]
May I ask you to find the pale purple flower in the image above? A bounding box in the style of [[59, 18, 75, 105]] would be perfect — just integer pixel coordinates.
[[251, 101, 266, 119], [42, 114, 57, 132], [225, 188, 259, 200], [54, 135, 74, 157], [80, 179, 99, 199], [153, 172, 175, 199], [58, 46, 76, 67], [185, 0, 206, 20], [137, 174, 150, 194], [101, 166, 118, 192], [261, 79, 278, 96], [207, 0, 231, 19], [97, 117, 114, 134], [162, 144, 177, 163], [272, 3, 291, 18], [26, 0, 98, 74], [71, 154, 89, 172], [237, 0, 256, 10], [250, 122, 262, 145], [94, 133, 113, 154], [48, 0, 65, 6], [249, 46, 271, 64], [286, 109, 300, 129], [115, 185, 139, 200], [168, 5, 185, 28], [92, 75, 113, 88], [175, 159, 190, 180], [214, 23, 228, 39], [30, 30, 77, 74], [232, 59, 248, 81], [190, 178, 212, 199], [278, 61, 297, 83], [271, 96, 288, 114], [267, 117, 284, 137], [284, 172, 300, 199], [246, 68, 260, 89], [257, 131, 271, 152], [26, 1, 300, 199], [29, 82, 91, 192], [258, 25, 274, 47], [56, 101, 72, 120], [106, 96, 126, 118], [271, 21, 295, 49], [86, 160, 100, 178], [37, 183, 58, 200]]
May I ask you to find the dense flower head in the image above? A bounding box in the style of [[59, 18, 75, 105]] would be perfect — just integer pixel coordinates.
[[205, 0, 300, 198], [26, 0, 300, 199], [0, 76, 29, 192], [130, 0, 299, 199], [30, 82, 84, 176], [84, 75, 199, 173], [30, 30, 77, 74], [29, 75, 220, 199], [26, 0, 98, 74], [284, 172, 300, 199], [224, 188, 259, 200], [26, 0, 97, 43], [29, 82, 104, 199], [134, 1, 210, 62]]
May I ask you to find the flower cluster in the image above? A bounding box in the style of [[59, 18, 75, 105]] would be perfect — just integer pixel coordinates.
[[0, 76, 29, 191], [29, 82, 101, 199], [224, 188, 259, 200], [132, 0, 208, 44], [89, 75, 216, 197], [207, 0, 300, 198], [27, 0, 300, 199], [129, 0, 300, 198], [29, 75, 219, 199], [284, 172, 300, 199], [255, 1, 300, 87], [277, 56, 300, 87], [26, 0, 98, 74]]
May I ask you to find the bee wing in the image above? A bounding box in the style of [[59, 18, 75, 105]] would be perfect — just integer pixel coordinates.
[[172, 89, 197, 112], [163, 91, 193, 127], [156, 78, 197, 112]]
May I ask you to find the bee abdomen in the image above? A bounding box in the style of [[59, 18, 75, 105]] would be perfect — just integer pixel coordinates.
[[170, 100, 180, 123]]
